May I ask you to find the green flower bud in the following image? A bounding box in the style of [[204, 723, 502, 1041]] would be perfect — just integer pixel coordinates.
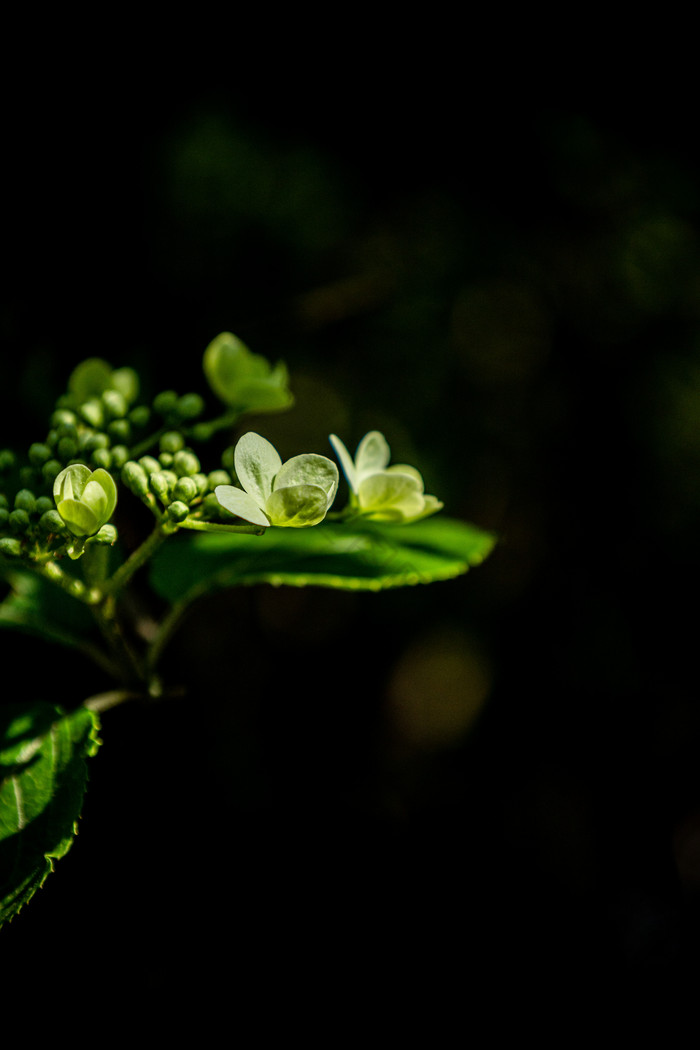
[[88, 523, 118, 545], [42, 459, 63, 483], [207, 469, 231, 491], [101, 389, 128, 419], [158, 452, 174, 468], [138, 455, 161, 475], [79, 398, 105, 429], [108, 418, 131, 443], [160, 431, 185, 455], [80, 432, 110, 454], [176, 393, 204, 420], [53, 464, 118, 538], [0, 450, 15, 473], [29, 443, 52, 466], [166, 500, 190, 523], [129, 405, 151, 429], [172, 449, 200, 478], [189, 423, 212, 443], [9, 509, 31, 533], [57, 436, 79, 461], [153, 390, 178, 417], [192, 473, 209, 497], [67, 358, 114, 403], [14, 489, 36, 514], [0, 536, 23, 558], [35, 496, 54, 516], [56, 419, 79, 439], [203, 331, 293, 414], [91, 448, 112, 469], [173, 476, 198, 504], [121, 460, 150, 498], [0, 508, 9, 529], [110, 445, 130, 469], [149, 470, 174, 503], [50, 409, 78, 429], [111, 367, 139, 405], [38, 509, 67, 534]]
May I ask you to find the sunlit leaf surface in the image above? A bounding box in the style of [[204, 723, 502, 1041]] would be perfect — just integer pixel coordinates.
[[149, 516, 496, 601], [0, 703, 100, 926]]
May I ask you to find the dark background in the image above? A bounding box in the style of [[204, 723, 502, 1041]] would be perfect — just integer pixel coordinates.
[[2, 47, 700, 991]]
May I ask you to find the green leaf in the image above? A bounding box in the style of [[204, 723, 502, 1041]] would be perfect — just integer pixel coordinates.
[[0, 569, 96, 647], [0, 702, 101, 926], [149, 516, 496, 601]]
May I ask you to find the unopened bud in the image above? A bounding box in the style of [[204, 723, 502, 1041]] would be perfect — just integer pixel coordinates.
[[9, 509, 30, 533], [176, 393, 204, 420], [29, 443, 52, 466], [207, 470, 231, 491], [108, 418, 131, 443], [160, 431, 185, 454], [91, 448, 112, 469], [42, 459, 63, 483], [129, 405, 150, 429], [153, 390, 178, 416], [173, 449, 200, 478], [121, 461, 150, 498], [110, 445, 129, 469], [0, 450, 16, 473], [14, 489, 36, 514], [138, 456, 161, 475], [102, 389, 128, 419], [166, 500, 190, 523], [89, 523, 118, 545], [149, 470, 174, 503], [173, 476, 198, 503], [0, 536, 23, 558], [79, 399, 105, 428], [38, 509, 67, 534]]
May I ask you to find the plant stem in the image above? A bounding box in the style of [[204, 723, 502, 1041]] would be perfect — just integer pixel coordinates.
[[90, 596, 149, 686], [103, 523, 172, 597], [37, 560, 101, 604]]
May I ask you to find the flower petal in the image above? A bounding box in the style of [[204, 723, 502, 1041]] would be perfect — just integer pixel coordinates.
[[358, 472, 426, 521], [355, 431, 391, 481], [329, 434, 357, 493], [56, 498, 99, 537], [265, 484, 332, 527], [53, 463, 92, 503], [275, 453, 339, 504], [83, 468, 118, 522], [234, 432, 282, 506], [386, 464, 425, 490], [409, 494, 444, 522], [214, 485, 271, 528]]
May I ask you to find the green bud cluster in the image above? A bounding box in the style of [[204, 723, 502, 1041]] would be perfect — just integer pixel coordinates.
[[152, 390, 205, 427], [1, 331, 298, 563], [0, 477, 70, 562]]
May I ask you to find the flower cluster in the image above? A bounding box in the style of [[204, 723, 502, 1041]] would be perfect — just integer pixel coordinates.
[[0, 331, 443, 572], [213, 429, 442, 529]]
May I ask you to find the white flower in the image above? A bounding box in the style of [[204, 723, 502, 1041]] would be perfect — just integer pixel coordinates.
[[329, 431, 443, 523], [215, 432, 338, 528]]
